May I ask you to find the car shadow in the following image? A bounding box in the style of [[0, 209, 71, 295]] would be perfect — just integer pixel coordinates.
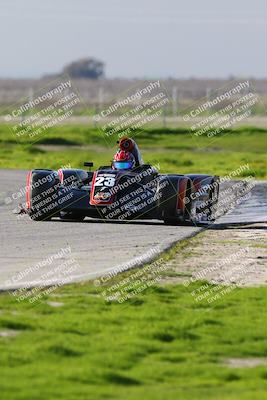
[[53, 218, 166, 226]]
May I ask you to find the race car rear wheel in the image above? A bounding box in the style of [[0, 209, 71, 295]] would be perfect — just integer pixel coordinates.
[[195, 178, 220, 223]]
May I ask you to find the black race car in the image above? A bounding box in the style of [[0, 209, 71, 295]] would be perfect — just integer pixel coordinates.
[[25, 137, 219, 225]]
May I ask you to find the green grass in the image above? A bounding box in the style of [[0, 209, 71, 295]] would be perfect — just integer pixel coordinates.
[[0, 124, 266, 178], [1, 278, 267, 399], [1, 123, 267, 398]]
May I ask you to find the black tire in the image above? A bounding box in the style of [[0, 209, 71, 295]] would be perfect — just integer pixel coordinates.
[[27, 170, 60, 221], [195, 178, 219, 223], [206, 181, 220, 222], [160, 176, 194, 225]]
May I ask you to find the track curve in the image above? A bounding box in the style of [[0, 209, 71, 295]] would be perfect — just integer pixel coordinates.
[[1, 170, 266, 290], [0, 169, 202, 290]]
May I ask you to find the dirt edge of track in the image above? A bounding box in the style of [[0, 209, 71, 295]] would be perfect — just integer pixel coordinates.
[[161, 222, 267, 288]]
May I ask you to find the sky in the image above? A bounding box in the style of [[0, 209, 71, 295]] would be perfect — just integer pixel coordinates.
[[0, 0, 266, 79]]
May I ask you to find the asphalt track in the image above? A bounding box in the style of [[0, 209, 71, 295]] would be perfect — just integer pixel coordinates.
[[0, 169, 266, 290]]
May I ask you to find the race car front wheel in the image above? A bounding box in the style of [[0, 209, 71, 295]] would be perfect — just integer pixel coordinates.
[[26, 169, 60, 221], [161, 176, 194, 225]]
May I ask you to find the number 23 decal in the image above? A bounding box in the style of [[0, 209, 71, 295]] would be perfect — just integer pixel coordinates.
[[94, 176, 116, 187]]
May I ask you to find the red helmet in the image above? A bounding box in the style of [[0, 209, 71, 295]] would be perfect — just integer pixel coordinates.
[[113, 150, 135, 170]]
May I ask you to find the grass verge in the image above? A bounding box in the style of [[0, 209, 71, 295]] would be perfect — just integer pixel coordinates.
[[1, 262, 267, 399], [0, 125, 266, 178]]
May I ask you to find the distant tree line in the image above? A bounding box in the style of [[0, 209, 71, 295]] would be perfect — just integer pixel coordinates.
[[62, 58, 104, 79]]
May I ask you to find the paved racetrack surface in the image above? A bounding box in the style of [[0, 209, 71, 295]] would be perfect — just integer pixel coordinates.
[[0, 169, 266, 290]]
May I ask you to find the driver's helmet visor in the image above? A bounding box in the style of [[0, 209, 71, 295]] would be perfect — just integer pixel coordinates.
[[113, 161, 134, 169]]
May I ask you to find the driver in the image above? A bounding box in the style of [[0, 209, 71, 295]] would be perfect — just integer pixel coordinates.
[[112, 150, 136, 170]]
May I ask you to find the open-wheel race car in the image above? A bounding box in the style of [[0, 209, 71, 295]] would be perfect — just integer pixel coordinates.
[[25, 137, 220, 225]]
